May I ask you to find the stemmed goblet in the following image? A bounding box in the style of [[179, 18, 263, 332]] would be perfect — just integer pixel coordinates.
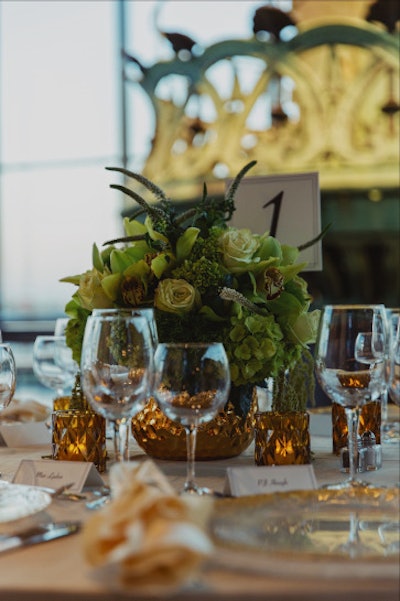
[[314, 305, 388, 557], [383, 309, 400, 442], [153, 342, 230, 495], [388, 317, 400, 407], [315, 304, 387, 489], [0, 344, 17, 413], [54, 317, 70, 337], [80, 309, 153, 462], [32, 335, 77, 405]]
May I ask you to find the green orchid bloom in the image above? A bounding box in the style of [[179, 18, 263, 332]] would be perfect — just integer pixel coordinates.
[[176, 227, 200, 262]]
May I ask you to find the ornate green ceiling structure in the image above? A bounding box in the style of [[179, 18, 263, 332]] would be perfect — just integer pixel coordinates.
[[124, 8, 399, 201]]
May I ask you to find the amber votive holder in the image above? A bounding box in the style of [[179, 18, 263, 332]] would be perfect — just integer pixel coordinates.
[[254, 411, 311, 466], [53, 396, 72, 411], [331, 400, 381, 455], [52, 409, 107, 473]]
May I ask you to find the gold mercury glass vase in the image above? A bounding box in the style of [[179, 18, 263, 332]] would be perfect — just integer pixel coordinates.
[[131, 386, 258, 460]]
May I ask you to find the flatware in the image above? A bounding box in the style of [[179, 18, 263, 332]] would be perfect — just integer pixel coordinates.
[[0, 521, 81, 554], [86, 493, 110, 510], [43, 482, 86, 502]]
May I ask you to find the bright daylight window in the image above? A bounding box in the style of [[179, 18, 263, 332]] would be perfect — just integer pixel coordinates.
[[0, 0, 280, 329]]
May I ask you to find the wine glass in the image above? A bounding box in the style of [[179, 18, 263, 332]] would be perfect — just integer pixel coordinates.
[[383, 308, 400, 442], [32, 335, 77, 404], [0, 344, 17, 413], [80, 309, 153, 462], [315, 304, 387, 490], [54, 317, 70, 337], [388, 317, 400, 407], [153, 342, 230, 495]]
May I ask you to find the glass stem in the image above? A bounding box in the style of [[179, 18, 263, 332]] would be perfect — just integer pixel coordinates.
[[113, 418, 130, 462], [346, 511, 362, 557], [345, 407, 360, 484], [381, 389, 388, 428], [184, 423, 198, 493]]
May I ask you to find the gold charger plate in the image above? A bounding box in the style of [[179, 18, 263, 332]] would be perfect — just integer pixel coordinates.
[[210, 487, 399, 580]]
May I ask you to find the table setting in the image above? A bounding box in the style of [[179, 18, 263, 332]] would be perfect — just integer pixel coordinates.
[[0, 163, 399, 600]]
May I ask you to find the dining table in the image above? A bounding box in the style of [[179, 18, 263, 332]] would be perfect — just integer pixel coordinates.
[[0, 406, 399, 601]]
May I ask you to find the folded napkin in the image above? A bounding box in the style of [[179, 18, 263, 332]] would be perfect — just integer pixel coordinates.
[[82, 460, 214, 590], [0, 399, 50, 423]]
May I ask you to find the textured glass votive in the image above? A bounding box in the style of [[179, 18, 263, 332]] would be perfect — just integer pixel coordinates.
[[255, 411, 311, 466], [331, 401, 381, 455], [53, 396, 72, 411], [52, 410, 107, 473]]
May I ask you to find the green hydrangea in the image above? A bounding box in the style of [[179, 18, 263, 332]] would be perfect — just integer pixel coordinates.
[[224, 309, 289, 387], [172, 256, 225, 293]]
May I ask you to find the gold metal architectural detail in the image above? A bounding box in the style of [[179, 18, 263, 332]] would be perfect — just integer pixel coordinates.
[[127, 18, 399, 201]]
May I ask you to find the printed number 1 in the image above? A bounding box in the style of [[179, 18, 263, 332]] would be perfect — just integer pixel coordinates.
[[263, 190, 283, 237]]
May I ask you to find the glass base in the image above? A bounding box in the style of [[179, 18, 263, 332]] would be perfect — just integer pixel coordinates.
[[382, 421, 400, 444], [334, 535, 374, 558], [182, 483, 224, 497], [323, 479, 376, 491]]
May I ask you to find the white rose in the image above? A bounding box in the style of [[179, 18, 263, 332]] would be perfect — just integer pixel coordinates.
[[219, 228, 259, 274], [154, 279, 200, 314]]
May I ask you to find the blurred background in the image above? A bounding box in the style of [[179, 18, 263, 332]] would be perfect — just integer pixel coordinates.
[[0, 0, 399, 400]]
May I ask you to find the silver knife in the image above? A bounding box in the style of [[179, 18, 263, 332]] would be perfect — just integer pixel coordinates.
[[0, 521, 81, 554]]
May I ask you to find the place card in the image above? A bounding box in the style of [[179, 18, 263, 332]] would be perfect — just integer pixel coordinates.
[[226, 171, 322, 271], [224, 465, 317, 497], [0, 422, 51, 447], [12, 459, 104, 493]]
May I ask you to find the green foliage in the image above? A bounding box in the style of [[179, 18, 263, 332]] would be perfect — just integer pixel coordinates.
[[61, 160, 322, 413]]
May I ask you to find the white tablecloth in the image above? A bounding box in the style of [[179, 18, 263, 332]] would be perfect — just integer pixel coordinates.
[[0, 409, 399, 601]]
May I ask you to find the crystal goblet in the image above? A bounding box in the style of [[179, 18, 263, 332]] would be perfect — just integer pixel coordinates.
[[80, 309, 153, 462], [153, 342, 230, 495]]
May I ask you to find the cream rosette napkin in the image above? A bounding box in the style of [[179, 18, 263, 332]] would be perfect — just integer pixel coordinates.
[[82, 460, 214, 589], [0, 398, 50, 423]]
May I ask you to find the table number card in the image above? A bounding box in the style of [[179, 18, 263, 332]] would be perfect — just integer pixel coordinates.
[[226, 171, 322, 271], [224, 465, 318, 497], [13, 459, 104, 492]]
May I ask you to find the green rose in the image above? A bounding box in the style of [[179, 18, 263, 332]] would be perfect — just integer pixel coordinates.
[[154, 279, 200, 314], [219, 228, 260, 274], [76, 269, 113, 310]]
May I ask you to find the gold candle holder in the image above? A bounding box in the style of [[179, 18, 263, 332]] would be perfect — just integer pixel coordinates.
[[332, 401, 381, 455], [52, 409, 107, 473], [255, 411, 311, 466], [53, 396, 72, 411]]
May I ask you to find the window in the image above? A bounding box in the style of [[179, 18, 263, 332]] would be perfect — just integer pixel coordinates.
[[0, 1, 121, 322], [0, 0, 273, 325]]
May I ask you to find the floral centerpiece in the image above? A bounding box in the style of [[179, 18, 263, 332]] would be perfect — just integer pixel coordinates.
[[61, 161, 320, 455]]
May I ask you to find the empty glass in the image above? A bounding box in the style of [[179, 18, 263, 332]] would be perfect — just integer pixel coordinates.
[[80, 309, 153, 462], [383, 308, 400, 442], [32, 335, 76, 402], [0, 344, 17, 413], [153, 342, 230, 495], [315, 304, 387, 489], [388, 317, 400, 407]]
